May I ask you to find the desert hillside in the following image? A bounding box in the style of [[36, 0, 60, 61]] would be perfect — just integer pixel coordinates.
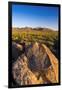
[[12, 27, 58, 59]]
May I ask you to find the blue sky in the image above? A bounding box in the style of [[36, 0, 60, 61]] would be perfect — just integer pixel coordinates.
[[12, 4, 59, 30]]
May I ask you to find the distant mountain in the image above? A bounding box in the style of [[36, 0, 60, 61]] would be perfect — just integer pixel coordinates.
[[12, 27, 57, 32]]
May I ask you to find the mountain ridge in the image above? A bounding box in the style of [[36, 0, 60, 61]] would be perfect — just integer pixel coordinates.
[[12, 27, 58, 32]]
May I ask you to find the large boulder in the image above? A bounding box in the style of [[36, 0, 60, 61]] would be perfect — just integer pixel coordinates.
[[12, 54, 43, 86]]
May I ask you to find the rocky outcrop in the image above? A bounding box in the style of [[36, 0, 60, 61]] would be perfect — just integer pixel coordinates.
[[42, 44, 59, 83], [12, 42, 58, 86], [12, 54, 43, 85]]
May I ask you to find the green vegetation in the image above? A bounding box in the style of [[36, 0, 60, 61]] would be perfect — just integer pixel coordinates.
[[12, 28, 59, 59]]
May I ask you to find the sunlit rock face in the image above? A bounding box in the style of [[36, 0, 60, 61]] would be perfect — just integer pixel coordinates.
[[12, 54, 43, 85], [12, 42, 56, 86]]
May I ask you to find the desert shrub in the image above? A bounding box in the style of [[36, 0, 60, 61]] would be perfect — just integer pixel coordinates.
[[12, 28, 58, 59]]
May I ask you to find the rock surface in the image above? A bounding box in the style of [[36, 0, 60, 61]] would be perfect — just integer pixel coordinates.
[[12, 42, 58, 86], [12, 54, 43, 85]]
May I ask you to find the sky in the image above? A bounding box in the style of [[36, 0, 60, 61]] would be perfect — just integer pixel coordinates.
[[12, 4, 59, 30]]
